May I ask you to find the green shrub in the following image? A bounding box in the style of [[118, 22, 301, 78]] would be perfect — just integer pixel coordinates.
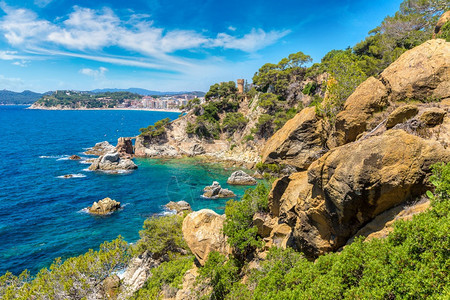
[[222, 112, 248, 133], [223, 184, 270, 260], [132, 256, 194, 299], [437, 21, 450, 42], [186, 122, 196, 134], [134, 214, 188, 258], [302, 82, 317, 95], [197, 252, 240, 300], [243, 134, 254, 142], [140, 118, 171, 137]]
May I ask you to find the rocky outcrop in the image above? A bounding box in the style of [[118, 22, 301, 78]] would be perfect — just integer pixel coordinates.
[[202, 181, 236, 199], [419, 108, 446, 126], [265, 130, 450, 258], [119, 251, 160, 298], [69, 155, 81, 160], [385, 105, 419, 128], [84, 141, 116, 156], [115, 137, 134, 158], [165, 201, 192, 214], [88, 197, 121, 215], [88, 152, 138, 171], [334, 39, 450, 146], [227, 170, 257, 185], [261, 107, 328, 170], [182, 209, 230, 266]]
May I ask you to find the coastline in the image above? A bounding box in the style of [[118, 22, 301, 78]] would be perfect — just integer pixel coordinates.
[[27, 106, 183, 113]]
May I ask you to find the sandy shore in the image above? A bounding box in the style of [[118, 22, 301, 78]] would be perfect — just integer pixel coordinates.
[[27, 106, 182, 113]]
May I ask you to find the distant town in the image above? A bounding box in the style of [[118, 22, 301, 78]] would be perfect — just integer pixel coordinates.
[[29, 90, 206, 110]]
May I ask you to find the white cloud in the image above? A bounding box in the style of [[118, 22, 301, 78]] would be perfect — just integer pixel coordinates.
[[12, 60, 29, 67], [0, 2, 55, 46], [228, 26, 236, 31], [212, 28, 291, 52], [79, 66, 108, 79], [34, 0, 53, 8]]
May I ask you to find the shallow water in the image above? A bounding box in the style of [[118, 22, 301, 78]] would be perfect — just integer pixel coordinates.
[[0, 106, 250, 275]]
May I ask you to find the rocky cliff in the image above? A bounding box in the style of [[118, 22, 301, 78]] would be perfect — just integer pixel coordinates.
[[255, 39, 450, 257]]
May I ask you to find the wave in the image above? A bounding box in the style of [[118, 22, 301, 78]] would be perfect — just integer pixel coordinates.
[[39, 155, 64, 159], [56, 174, 87, 179], [82, 168, 92, 172]]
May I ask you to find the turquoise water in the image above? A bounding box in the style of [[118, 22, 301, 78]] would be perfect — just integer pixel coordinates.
[[0, 106, 250, 275]]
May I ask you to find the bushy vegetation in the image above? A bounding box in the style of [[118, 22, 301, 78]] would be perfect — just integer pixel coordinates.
[[134, 213, 189, 258], [223, 183, 270, 261], [132, 256, 194, 299], [0, 237, 130, 299], [139, 118, 171, 137], [205, 81, 238, 101], [221, 112, 248, 134]]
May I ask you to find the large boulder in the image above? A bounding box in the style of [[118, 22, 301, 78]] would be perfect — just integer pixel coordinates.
[[227, 170, 257, 185], [88, 197, 121, 215], [266, 130, 450, 258], [182, 209, 230, 266], [89, 152, 138, 171], [334, 39, 450, 146], [202, 181, 236, 199], [419, 108, 446, 126], [261, 107, 328, 170], [385, 104, 419, 128]]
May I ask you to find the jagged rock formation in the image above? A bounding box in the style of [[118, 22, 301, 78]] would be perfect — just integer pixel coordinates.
[[202, 181, 236, 198], [88, 197, 121, 215], [265, 129, 450, 258], [88, 152, 137, 171], [182, 209, 230, 266], [261, 107, 329, 170], [227, 170, 257, 185], [334, 39, 449, 147], [119, 251, 160, 299], [115, 137, 134, 158], [84, 141, 116, 156], [69, 155, 81, 160]]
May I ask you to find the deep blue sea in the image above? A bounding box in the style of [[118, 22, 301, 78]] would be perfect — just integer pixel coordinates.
[[0, 106, 250, 275]]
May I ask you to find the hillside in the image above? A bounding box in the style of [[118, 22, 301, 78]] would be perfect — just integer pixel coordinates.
[[0, 90, 43, 105], [30, 90, 142, 109]]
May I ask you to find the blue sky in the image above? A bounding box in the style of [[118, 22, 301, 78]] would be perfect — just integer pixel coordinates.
[[0, 0, 402, 92]]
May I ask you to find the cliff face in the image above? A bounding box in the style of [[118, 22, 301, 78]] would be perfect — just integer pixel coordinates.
[[256, 39, 450, 257], [134, 93, 266, 166]]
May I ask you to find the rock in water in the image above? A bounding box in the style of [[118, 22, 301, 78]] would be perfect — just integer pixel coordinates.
[[84, 141, 116, 156], [203, 181, 236, 198], [116, 137, 134, 158], [165, 201, 192, 214], [182, 209, 230, 266], [88, 152, 138, 171], [69, 155, 81, 160], [88, 197, 121, 215], [227, 170, 257, 185]]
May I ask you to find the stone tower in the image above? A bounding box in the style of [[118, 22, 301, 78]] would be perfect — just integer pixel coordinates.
[[237, 79, 244, 94]]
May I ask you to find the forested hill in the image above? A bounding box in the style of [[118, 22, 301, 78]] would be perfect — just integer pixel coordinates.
[[0, 90, 43, 105]]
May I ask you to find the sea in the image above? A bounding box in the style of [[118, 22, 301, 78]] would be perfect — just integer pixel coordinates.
[[0, 105, 251, 275]]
